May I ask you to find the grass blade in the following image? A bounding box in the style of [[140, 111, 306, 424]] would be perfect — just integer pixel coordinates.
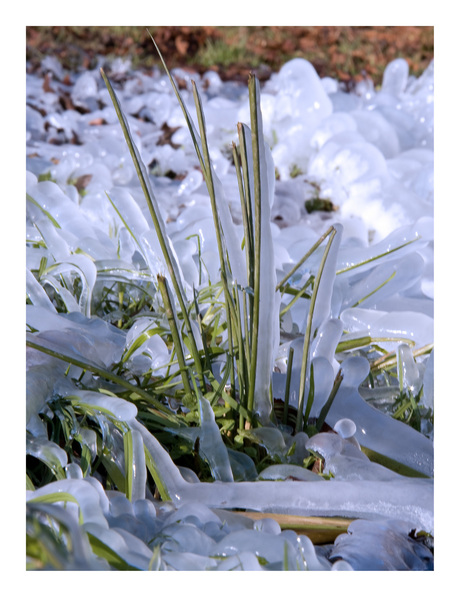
[[100, 67, 204, 389]]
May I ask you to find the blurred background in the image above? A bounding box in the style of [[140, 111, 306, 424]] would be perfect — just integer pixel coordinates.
[[26, 26, 434, 86]]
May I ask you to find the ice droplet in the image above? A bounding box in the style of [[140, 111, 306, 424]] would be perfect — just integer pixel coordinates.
[[334, 418, 357, 439]]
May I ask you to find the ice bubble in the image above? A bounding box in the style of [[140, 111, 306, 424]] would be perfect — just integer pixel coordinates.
[[160, 522, 216, 556], [172, 239, 200, 286], [163, 502, 222, 528], [332, 88, 363, 112], [331, 559, 354, 571], [197, 394, 234, 482], [177, 169, 203, 196], [253, 517, 282, 535], [276, 58, 333, 123], [297, 534, 332, 570], [240, 427, 287, 460], [41, 55, 67, 81], [65, 463, 84, 479], [308, 134, 387, 195], [350, 109, 400, 158], [203, 70, 223, 94], [311, 318, 344, 366], [257, 464, 325, 482], [27, 478, 109, 527], [178, 466, 201, 484], [227, 448, 258, 481], [341, 251, 425, 311], [108, 492, 134, 517], [310, 112, 357, 151], [334, 418, 356, 439], [71, 71, 99, 107], [381, 58, 409, 97], [202, 521, 227, 542], [307, 431, 401, 482]]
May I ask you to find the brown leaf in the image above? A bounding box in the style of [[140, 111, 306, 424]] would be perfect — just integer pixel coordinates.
[[74, 174, 92, 191]]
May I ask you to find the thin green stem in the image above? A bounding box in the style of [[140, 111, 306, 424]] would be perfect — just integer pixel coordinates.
[[316, 369, 344, 432], [276, 226, 335, 292], [296, 228, 337, 432], [26, 337, 181, 425], [100, 68, 204, 391], [280, 276, 314, 317], [157, 275, 193, 399], [283, 347, 295, 426], [246, 75, 262, 420]]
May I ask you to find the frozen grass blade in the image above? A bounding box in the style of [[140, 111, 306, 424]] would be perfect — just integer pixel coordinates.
[[123, 428, 147, 502], [315, 369, 344, 432], [296, 227, 339, 432], [157, 274, 194, 398], [276, 226, 335, 292], [26, 334, 182, 426], [100, 67, 204, 389], [245, 74, 279, 424]]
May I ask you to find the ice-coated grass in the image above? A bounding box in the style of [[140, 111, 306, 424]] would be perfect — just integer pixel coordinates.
[[26, 36, 434, 570]]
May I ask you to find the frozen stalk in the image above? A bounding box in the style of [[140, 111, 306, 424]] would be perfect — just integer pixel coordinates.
[[131, 419, 433, 534]]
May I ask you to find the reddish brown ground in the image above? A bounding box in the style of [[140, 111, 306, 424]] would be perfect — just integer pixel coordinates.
[[26, 26, 433, 86]]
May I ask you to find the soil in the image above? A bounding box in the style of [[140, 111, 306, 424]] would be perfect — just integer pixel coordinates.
[[26, 26, 434, 86]]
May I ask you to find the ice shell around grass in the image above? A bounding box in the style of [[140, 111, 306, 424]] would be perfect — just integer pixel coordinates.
[[397, 343, 422, 395], [257, 464, 325, 482], [305, 431, 401, 482], [26, 53, 434, 570], [326, 356, 433, 477], [330, 518, 433, 571]]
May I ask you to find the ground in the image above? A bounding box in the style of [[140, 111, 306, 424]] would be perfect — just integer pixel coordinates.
[[26, 26, 434, 86]]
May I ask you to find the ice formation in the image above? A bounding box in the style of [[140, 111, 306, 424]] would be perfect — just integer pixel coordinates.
[[26, 50, 434, 570]]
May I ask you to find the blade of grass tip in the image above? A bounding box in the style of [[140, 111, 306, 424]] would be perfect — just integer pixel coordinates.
[[147, 31, 206, 170], [157, 275, 194, 400], [105, 191, 143, 254], [150, 31, 238, 284], [148, 36, 248, 369], [236, 125, 255, 284], [336, 237, 418, 275], [232, 140, 254, 291], [296, 228, 338, 432], [351, 269, 397, 308], [191, 81, 228, 277], [100, 67, 204, 389]]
